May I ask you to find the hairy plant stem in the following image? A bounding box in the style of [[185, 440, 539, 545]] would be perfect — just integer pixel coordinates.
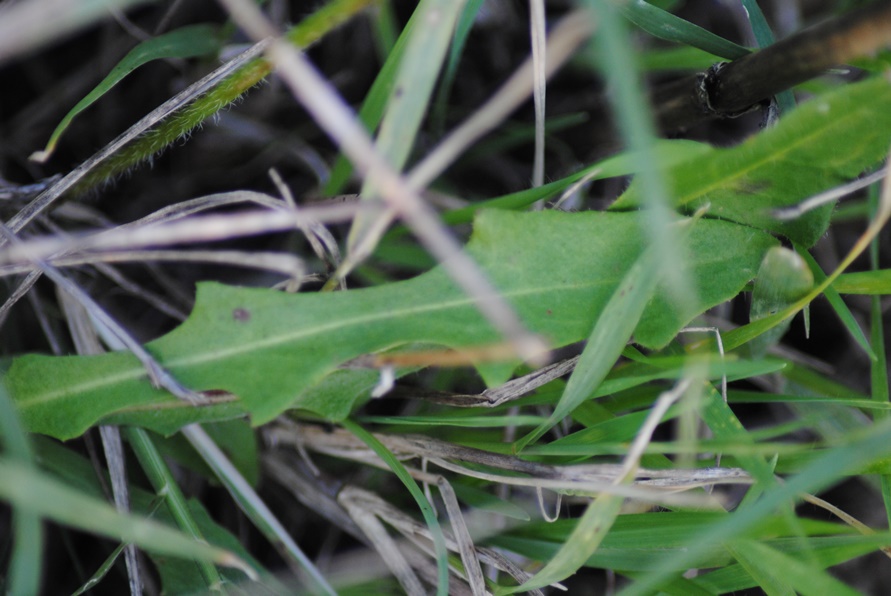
[[2, 0, 376, 242]]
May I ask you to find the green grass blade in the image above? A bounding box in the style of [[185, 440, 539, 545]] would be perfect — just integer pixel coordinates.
[[432, 0, 487, 134], [740, 0, 796, 115], [794, 244, 875, 360], [723, 540, 796, 596], [31, 24, 223, 162], [619, 415, 891, 595], [342, 419, 450, 596], [346, 0, 468, 255], [0, 383, 42, 596], [587, 0, 692, 304], [75, 0, 374, 194], [614, 0, 750, 59], [516, 239, 674, 451], [868, 185, 891, 527], [728, 540, 860, 596], [503, 494, 624, 593], [324, 7, 415, 196], [181, 424, 334, 595], [0, 457, 251, 574], [125, 427, 223, 589], [833, 269, 891, 294]]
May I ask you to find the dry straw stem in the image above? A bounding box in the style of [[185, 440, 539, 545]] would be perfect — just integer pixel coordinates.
[[0, 202, 363, 267], [267, 421, 749, 507], [216, 0, 548, 363], [339, 480, 487, 596], [264, 454, 543, 594], [653, 1, 891, 132], [58, 292, 144, 595]]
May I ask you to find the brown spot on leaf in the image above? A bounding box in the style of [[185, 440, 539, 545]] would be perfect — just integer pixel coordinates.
[[232, 307, 251, 322]]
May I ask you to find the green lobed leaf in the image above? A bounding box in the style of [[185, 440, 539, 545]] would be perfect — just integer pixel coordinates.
[[611, 76, 891, 247], [8, 210, 775, 440], [32, 24, 223, 162]]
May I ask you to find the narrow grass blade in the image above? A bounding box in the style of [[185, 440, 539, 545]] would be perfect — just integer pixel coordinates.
[[0, 383, 42, 596], [342, 419, 450, 596], [723, 540, 796, 596], [432, 0, 487, 133], [324, 2, 423, 196], [614, 0, 750, 60], [794, 244, 875, 360], [748, 247, 814, 359], [346, 0, 468, 258], [0, 457, 252, 574], [517, 228, 680, 450], [125, 427, 223, 589], [618, 414, 891, 596], [181, 424, 333, 595], [728, 540, 860, 596], [587, 0, 693, 307], [868, 186, 891, 527], [510, 380, 694, 593], [31, 24, 223, 162], [833, 269, 891, 294], [740, 0, 796, 115]]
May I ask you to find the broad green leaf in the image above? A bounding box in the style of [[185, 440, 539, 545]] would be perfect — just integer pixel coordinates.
[[8, 210, 776, 440], [31, 24, 223, 162], [612, 76, 891, 247], [748, 247, 813, 358]]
